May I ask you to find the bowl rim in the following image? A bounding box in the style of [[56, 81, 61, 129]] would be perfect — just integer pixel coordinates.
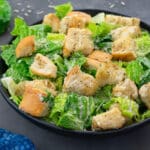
[[0, 9, 150, 136]]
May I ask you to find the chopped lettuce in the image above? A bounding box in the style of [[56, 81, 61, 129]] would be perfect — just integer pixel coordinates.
[[58, 112, 84, 130], [142, 110, 150, 120], [94, 85, 113, 114], [50, 93, 68, 124], [94, 34, 112, 53], [136, 31, 150, 57], [54, 2, 73, 19], [1, 44, 16, 66], [92, 13, 105, 24], [5, 59, 32, 83], [112, 97, 139, 119], [0, 0, 11, 34], [87, 22, 117, 37], [64, 52, 86, 71], [139, 69, 150, 87], [47, 33, 65, 46], [1, 77, 17, 96], [64, 93, 95, 128], [1, 77, 21, 105], [35, 39, 62, 56], [11, 18, 51, 39], [52, 54, 67, 76], [126, 60, 144, 85], [137, 56, 150, 70]]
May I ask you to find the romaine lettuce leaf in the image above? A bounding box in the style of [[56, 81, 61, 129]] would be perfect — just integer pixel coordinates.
[[92, 13, 105, 24], [64, 93, 95, 128], [11, 18, 51, 39], [142, 110, 150, 120], [136, 31, 150, 57], [94, 34, 112, 53], [50, 93, 68, 124], [112, 97, 139, 119], [5, 59, 32, 83], [139, 69, 150, 87], [64, 52, 86, 71], [126, 60, 144, 85], [0, 0, 11, 34], [54, 2, 73, 19], [47, 33, 65, 46], [87, 22, 117, 37], [58, 112, 84, 130], [1, 44, 16, 66]]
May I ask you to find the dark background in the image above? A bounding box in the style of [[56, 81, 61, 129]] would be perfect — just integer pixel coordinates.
[[0, 0, 150, 149]]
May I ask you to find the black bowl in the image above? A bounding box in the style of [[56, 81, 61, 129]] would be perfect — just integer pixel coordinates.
[[0, 9, 150, 136]]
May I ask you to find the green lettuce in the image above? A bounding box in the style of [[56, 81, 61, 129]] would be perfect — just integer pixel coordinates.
[[94, 34, 112, 53], [139, 69, 150, 87], [0, 0, 11, 34], [54, 2, 73, 19], [112, 97, 139, 119], [92, 13, 105, 24], [142, 110, 150, 120], [58, 112, 84, 130], [87, 22, 117, 37], [11, 18, 51, 39], [5, 59, 32, 83], [47, 33, 65, 46], [50, 93, 68, 124], [136, 31, 150, 57], [126, 60, 144, 85], [64, 93, 95, 128], [94, 85, 113, 114], [64, 52, 86, 71], [52, 54, 67, 76]]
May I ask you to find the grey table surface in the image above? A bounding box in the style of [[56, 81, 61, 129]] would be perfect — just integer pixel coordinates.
[[0, 0, 150, 150]]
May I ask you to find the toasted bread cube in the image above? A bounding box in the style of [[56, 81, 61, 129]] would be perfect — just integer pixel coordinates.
[[60, 11, 91, 33], [113, 79, 138, 100], [111, 26, 141, 41], [16, 36, 35, 58], [96, 62, 125, 87], [63, 66, 98, 96], [105, 14, 140, 26], [30, 54, 57, 78], [19, 86, 49, 117], [43, 13, 60, 32], [88, 50, 112, 62], [63, 28, 94, 57], [16, 79, 57, 97], [85, 58, 101, 70], [112, 37, 137, 61], [92, 106, 126, 130], [139, 82, 150, 109]]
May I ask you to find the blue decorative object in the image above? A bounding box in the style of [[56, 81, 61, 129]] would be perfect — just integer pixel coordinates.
[[0, 129, 35, 150]]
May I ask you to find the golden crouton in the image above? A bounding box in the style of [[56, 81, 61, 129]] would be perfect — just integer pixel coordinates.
[[139, 82, 150, 109], [111, 26, 141, 41], [92, 106, 126, 130], [96, 62, 125, 87], [16, 79, 57, 97], [30, 54, 57, 78], [63, 28, 94, 57], [88, 50, 112, 62], [19, 86, 49, 117], [63, 66, 98, 96], [16, 36, 35, 58], [43, 13, 60, 32], [105, 14, 140, 26], [112, 37, 137, 61], [85, 58, 101, 70], [60, 11, 91, 33], [113, 79, 138, 100]]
